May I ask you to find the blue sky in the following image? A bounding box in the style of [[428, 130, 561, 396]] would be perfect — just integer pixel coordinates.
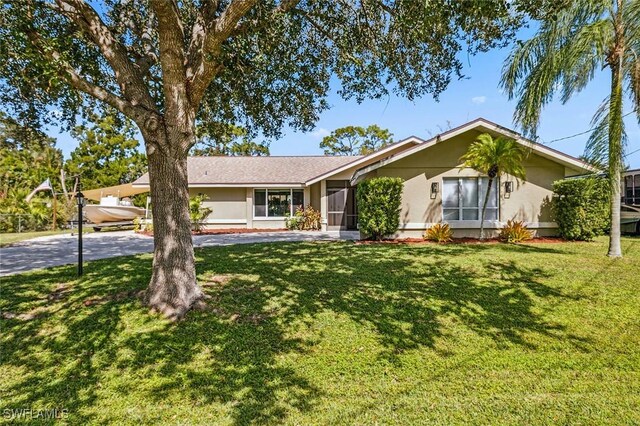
[[46, 32, 640, 169]]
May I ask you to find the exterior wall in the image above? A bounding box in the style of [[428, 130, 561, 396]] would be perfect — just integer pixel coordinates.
[[310, 182, 321, 211], [372, 130, 579, 238], [190, 186, 315, 230], [189, 187, 247, 228]]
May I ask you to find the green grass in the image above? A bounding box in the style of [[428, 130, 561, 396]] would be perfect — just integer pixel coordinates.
[[0, 227, 120, 247], [1, 237, 639, 425], [0, 229, 71, 247]]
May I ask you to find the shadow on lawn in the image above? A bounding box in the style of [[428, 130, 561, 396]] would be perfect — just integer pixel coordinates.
[[1, 241, 586, 425]]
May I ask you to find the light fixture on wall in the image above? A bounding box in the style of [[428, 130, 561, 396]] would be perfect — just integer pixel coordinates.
[[504, 181, 513, 199], [430, 182, 439, 199]]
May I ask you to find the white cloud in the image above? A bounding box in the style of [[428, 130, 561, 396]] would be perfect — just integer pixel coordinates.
[[310, 127, 330, 139], [471, 96, 486, 105]]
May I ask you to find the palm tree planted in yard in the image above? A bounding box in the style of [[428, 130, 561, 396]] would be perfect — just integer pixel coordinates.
[[460, 133, 527, 240], [501, 0, 640, 258]]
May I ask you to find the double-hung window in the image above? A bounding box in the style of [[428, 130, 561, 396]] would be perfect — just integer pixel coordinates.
[[254, 189, 304, 218], [442, 177, 499, 221]]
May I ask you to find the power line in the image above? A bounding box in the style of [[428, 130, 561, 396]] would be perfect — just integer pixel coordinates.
[[623, 146, 640, 158], [539, 109, 638, 145]]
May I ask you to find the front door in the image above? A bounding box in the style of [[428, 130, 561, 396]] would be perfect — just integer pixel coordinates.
[[327, 180, 357, 230]]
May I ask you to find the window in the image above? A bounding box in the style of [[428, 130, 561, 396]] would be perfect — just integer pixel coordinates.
[[442, 177, 499, 221], [625, 174, 640, 205], [254, 189, 304, 217]]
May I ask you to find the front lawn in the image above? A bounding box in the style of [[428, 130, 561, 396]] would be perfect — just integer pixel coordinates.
[[0, 230, 70, 247], [1, 237, 639, 424]]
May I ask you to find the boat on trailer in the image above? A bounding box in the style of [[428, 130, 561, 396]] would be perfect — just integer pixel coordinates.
[[84, 195, 146, 228]]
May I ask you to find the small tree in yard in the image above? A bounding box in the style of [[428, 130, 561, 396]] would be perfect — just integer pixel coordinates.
[[1, 0, 546, 319], [460, 133, 527, 240], [189, 194, 212, 233], [357, 177, 403, 241]]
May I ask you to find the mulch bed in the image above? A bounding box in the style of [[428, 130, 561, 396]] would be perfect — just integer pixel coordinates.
[[355, 236, 568, 245], [139, 228, 288, 237], [194, 228, 288, 235]]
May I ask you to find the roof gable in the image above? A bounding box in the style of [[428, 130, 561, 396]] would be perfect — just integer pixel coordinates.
[[351, 118, 596, 184], [304, 136, 423, 185]]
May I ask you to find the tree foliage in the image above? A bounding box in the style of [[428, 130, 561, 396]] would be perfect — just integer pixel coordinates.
[[460, 133, 527, 239], [357, 177, 404, 240], [0, 1, 536, 137], [0, 113, 65, 232], [500, 0, 640, 257], [320, 125, 393, 156], [189, 194, 212, 233], [65, 111, 147, 190], [0, 112, 63, 197], [191, 125, 269, 156]]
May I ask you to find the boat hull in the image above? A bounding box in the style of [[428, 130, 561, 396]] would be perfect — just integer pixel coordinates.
[[85, 205, 146, 224]]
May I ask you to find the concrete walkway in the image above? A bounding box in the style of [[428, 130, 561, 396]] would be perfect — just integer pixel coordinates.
[[0, 230, 359, 276]]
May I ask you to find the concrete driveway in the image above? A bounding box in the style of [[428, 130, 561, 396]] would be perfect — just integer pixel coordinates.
[[0, 230, 359, 276]]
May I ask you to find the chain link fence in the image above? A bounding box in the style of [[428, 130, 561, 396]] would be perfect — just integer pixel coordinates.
[[0, 214, 36, 233]]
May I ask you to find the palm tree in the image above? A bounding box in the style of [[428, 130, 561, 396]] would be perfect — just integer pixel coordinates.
[[501, 0, 640, 258], [460, 133, 527, 240]]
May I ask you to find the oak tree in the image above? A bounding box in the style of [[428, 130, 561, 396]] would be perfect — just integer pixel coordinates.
[[1, 0, 535, 319]]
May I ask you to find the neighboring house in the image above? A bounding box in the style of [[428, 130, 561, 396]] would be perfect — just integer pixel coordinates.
[[623, 169, 640, 206], [132, 118, 595, 237]]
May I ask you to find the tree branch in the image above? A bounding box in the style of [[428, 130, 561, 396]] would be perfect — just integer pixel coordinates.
[[54, 0, 156, 111], [27, 29, 140, 120], [187, 0, 260, 107]]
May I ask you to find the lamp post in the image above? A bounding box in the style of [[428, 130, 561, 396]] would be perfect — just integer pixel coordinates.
[[76, 177, 85, 277]]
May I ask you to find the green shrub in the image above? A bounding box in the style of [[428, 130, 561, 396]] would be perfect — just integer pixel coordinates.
[[286, 205, 321, 231], [552, 176, 610, 241], [425, 223, 453, 243], [499, 220, 533, 243], [357, 177, 404, 240], [189, 194, 212, 233]]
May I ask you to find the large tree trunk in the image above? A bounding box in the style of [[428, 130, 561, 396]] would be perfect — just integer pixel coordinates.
[[607, 58, 623, 258], [142, 133, 204, 319]]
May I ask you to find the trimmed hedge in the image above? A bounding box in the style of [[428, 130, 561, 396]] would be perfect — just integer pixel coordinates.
[[552, 176, 610, 241], [357, 177, 404, 240]]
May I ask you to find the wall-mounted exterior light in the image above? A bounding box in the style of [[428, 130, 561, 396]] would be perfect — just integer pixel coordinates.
[[504, 181, 513, 199], [430, 182, 439, 199]]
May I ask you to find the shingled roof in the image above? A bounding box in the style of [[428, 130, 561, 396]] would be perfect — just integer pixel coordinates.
[[133, 156, 362, 186]]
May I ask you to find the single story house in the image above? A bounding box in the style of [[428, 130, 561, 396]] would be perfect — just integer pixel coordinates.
[[132, 118, 595, 238]]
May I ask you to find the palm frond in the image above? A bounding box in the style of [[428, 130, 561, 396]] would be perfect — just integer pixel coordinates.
[[625, 54, 640, 124], [584, 96, 628, 167], [500, 0, 611, 137], [559, 19, 610, 103], [460, 133, 527, 182]]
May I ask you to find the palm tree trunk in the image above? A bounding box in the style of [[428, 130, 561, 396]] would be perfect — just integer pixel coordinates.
[[607, 59, 623, 258], [479, 177, 493, 240]]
